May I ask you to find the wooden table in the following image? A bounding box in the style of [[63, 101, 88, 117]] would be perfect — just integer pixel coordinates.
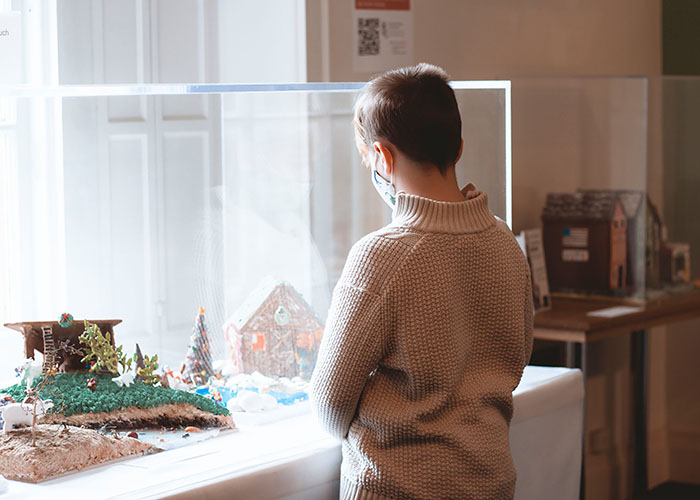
[[533, 287, 700, 500]]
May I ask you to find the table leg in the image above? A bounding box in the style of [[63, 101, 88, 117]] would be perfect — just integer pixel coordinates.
[[566, 342, 586, 371], [566, 342, 576, 368], [580, 342, 587, 500], [566, 342, 587, 500], [631, 329, 648, 499]]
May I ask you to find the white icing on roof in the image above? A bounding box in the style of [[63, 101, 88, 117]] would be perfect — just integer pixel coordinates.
[[224, 277, 322, 333]]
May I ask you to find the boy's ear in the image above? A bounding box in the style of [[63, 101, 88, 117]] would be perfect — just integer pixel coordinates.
[[456, 139, 464, 164], [372, 141, 394, 176]]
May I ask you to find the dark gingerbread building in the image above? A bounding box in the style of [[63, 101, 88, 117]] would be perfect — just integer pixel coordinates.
[[542, 192, 628, 295]]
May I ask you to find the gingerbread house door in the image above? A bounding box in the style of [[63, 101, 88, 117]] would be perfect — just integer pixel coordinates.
[[268, 328, 298, 378]]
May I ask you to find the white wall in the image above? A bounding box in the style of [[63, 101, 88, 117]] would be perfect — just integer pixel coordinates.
[[306, 0, 661, 82], [217, 0, 306, 83]]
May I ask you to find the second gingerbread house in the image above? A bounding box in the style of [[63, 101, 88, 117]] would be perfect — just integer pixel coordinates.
[[224, 279, 323, 379]]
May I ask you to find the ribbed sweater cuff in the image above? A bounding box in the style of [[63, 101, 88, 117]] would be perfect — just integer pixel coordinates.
[[340, 475, 394, 500]]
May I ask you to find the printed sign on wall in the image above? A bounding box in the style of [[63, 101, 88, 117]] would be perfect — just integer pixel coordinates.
[[353, 0, 412, 73], [0, 12, 22, 84]]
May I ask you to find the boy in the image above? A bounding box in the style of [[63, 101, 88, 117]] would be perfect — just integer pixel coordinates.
[[310, 63, 533, 500]]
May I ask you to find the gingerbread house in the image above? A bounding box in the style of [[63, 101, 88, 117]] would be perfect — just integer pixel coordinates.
[[645, 199, 664, 289], [542, 191, 628, 294], [224, 279, 323, 379], [577, 189, 664, 293]]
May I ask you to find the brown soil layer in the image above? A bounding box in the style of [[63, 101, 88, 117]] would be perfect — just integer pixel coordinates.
[[41, 402, 236, 430], [0, 424, 158, 483]]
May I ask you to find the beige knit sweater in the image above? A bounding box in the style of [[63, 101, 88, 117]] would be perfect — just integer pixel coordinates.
[[310, 188, 534, 500]]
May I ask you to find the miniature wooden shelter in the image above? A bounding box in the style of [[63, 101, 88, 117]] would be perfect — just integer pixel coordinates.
[[4, 319, 121, 373], [224, 279, 323, 379], [542, 192, 628, 294], [660, 242, 691, 284]]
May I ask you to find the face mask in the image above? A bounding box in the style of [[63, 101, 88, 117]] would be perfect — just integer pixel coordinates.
[[371, 154, 397, 209]]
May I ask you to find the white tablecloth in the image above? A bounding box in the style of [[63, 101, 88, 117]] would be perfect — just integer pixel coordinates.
[[2, 365, 583, 500], [511, 366, 584, 500]]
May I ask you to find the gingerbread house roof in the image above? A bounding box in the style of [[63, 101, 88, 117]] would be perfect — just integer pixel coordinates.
[[4, 319, 122, 335], [542, 192, 623, 221], [226, 278, 320, 333], [577, 189, 647, 219]]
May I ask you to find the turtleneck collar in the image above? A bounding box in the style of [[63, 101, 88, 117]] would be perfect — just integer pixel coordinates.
[[390, 189, 496, 234]]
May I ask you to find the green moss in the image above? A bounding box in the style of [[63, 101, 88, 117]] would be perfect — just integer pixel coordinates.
[[1, 372, 228, 417]]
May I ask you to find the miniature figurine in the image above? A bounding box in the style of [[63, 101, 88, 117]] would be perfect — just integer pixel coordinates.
[[18, 359, 43, 389], [0, 397, 53, 433], [112, 370, 135, 388]]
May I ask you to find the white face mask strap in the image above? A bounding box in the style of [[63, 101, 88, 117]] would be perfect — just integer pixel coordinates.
[[375, 151, 396, 196], [388, 169, 396, 196]]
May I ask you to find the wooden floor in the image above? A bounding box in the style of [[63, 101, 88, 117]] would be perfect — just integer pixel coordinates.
[[648, 482, 700, 500]]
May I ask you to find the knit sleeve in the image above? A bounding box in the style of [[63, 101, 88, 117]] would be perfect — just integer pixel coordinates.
[[310, 232, 416, 440], [310, 282, 384, 439]]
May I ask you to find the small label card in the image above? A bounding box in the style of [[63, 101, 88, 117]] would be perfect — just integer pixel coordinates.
[[587, 306, 644, 318], [519, 228, 551, 311]]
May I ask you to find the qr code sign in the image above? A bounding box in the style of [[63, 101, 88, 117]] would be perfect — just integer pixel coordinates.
[[358, 18, 380, 56]]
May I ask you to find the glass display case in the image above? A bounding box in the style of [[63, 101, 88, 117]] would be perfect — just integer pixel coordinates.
[[0, 82, 511, 388], [511, 76, 700, 301]]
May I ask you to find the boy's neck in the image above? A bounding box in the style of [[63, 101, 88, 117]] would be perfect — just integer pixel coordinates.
[[395, 163, 466, 202]]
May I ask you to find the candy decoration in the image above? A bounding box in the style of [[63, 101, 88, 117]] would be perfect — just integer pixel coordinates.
[[58, 313, 74, 328], [274, 305, 290, 326], [86, 378, 98, 391]]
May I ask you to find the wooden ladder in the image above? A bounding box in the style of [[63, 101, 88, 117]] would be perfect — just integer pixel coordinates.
[[41, 326, 56, 374]]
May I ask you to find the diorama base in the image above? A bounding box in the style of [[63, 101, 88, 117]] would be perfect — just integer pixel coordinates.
[[0, 424, 159, 483]]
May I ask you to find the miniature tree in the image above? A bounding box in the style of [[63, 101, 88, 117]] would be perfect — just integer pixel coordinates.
[[79, 321, 132, 376], [133, 344, 145, 380], [22, 372, 61, 447], [56, 338, 85, 359], [182, 307, 216, 385], [132, 343, 160, 386], [137, 355, 159, 386]]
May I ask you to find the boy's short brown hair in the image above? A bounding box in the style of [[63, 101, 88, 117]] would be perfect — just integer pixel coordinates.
[[354, 63, 462, 174]]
